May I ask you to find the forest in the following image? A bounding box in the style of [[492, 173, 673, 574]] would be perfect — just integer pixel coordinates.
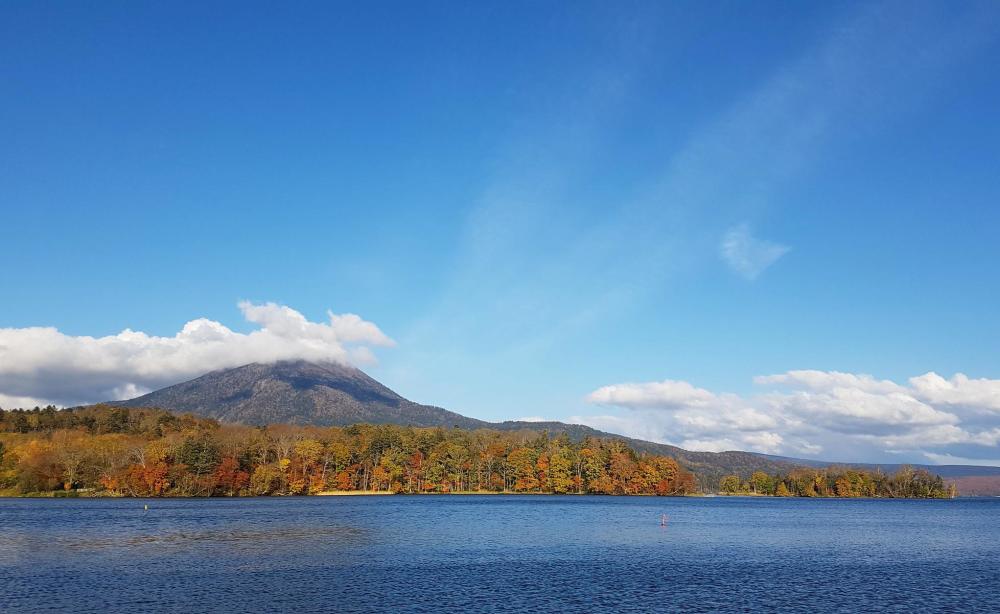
[[719, 467, 955, 499], [0, 405, 696, 497], [0, 405, 955, 498]]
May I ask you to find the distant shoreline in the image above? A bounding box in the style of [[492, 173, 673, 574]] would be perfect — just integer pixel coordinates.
[[0, 489, 694, 498], [1, 490, 972, 499], [313, 490, 697, 496]]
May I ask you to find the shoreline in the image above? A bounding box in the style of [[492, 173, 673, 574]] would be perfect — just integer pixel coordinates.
[[0, 490, 964, 499]]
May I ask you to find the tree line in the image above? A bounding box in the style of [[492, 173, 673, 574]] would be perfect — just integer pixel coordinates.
[[719, 467, 955, 498], [0, 405, 696, 497]]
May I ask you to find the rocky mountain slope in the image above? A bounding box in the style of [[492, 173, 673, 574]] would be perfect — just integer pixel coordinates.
[[114, 360, 487, 429]]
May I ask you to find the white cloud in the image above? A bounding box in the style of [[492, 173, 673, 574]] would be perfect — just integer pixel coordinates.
[[873, 425, 999, 449], [755, 370, 903, 394], [677, 438, 741, 454], [908, 372, 1000, 413], [0, 393, 54, 411], [762, 389, 957, 429], [0, 301, 393, 408], [581, 370, 1000, 463], [588, 380, 718, 409], [741, 431, 785, 453], [920, 452, 1000, 467], [720, 224, 790, 280]]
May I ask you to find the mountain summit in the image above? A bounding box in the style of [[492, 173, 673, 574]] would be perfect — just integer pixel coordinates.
[[115, 360, 487, 429]]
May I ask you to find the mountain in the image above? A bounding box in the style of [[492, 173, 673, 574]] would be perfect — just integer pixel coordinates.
[[112, 360, 799, 487], [114, 360, 488, 430]]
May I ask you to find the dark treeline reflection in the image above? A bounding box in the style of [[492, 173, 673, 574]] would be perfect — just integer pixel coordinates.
[[0, 405, 696, 497]]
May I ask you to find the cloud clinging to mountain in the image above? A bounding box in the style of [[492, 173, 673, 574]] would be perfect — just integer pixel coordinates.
[[0, 301, 393, 408]]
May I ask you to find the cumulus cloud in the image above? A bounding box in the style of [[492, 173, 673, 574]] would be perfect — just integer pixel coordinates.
[[580, 370, 1000, 463], [908, 372, 1000, 413], [755, 370, 903, 394], [588, 380, 719, 409], [0, 301, 393, 408], [720, 224, 790, 280]]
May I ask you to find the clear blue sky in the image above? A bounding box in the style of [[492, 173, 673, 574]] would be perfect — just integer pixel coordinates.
[[2, 2, 1000, 461]]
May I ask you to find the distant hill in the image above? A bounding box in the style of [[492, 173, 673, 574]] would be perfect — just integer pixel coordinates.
[[946, 476, 1000, 497], [753, 453, 1000, 479]]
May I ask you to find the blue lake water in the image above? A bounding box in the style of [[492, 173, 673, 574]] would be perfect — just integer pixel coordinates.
[[2, 496, 998, 612]]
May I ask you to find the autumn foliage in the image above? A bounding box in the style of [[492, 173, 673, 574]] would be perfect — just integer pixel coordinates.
[[718, 467, 954, 499], [0, 405, 696, 497]]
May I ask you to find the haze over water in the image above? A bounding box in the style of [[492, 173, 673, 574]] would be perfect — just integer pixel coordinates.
[[3, 496, 998, 613]]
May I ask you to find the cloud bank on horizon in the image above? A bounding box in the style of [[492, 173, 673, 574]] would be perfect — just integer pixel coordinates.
[[580, 370, 1000, 465], [0, 301, 393, 408]]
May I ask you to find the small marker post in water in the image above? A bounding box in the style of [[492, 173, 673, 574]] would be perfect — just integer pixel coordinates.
[[660, 513, 668, 527], [144, 504, 148, 511]]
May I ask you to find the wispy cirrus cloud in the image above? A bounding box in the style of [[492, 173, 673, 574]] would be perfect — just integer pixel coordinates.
[[720, 224, 790, 280], [0, 301, 393, 408]]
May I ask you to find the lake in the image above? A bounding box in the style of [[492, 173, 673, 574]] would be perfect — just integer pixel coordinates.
[[2, 496, 998, 612]]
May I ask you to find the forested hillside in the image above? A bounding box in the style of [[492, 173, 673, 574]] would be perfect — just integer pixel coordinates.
[[0, 405, 695, 497], [0, 405, 955, 499]]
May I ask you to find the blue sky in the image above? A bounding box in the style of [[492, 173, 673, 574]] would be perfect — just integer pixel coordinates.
[[3, 1, 1000, 463]]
